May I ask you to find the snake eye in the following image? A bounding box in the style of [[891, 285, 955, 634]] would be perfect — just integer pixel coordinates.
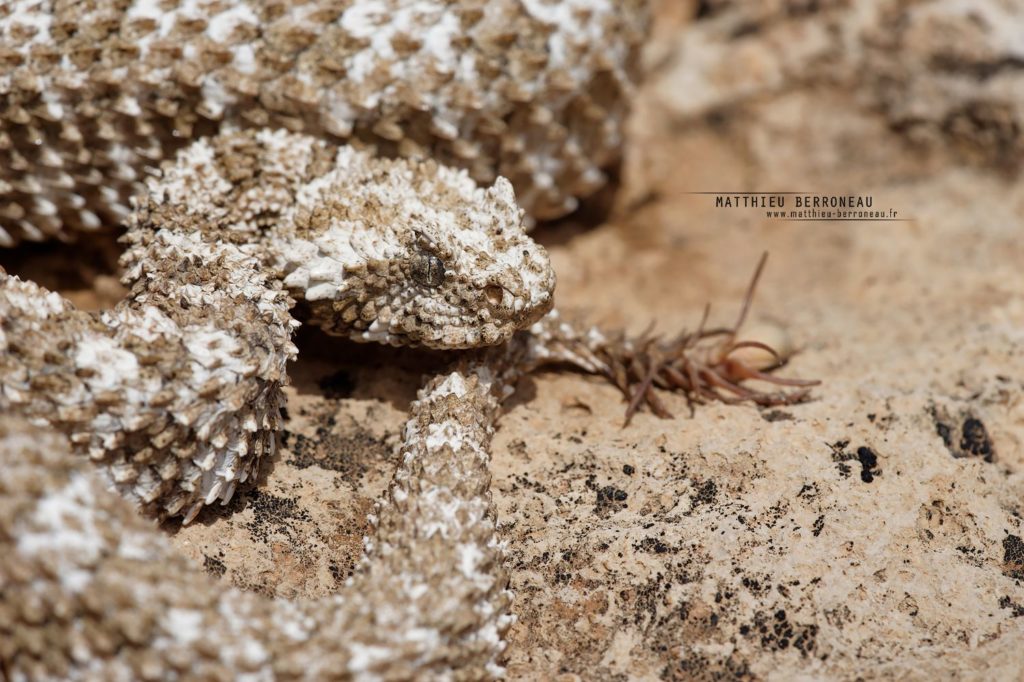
[[412, 253, 446, 288]]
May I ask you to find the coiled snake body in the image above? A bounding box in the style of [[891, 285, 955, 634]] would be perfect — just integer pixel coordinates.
[[0, 0, 647, 679]]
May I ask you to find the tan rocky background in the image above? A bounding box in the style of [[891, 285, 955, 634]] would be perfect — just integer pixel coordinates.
[[5, 0, 1024, 679]]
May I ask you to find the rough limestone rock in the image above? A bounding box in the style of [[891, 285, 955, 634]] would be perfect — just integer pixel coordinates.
[[650, 0, 1024, 172]]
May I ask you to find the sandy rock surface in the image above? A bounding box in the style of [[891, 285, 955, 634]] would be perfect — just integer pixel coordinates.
[[4, 1, 1023, 680]]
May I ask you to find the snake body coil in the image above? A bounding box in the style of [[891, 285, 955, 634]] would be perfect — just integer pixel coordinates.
[[1, 127, 554, 523], [0, 1, 648, 678], [1, 346, 524, 679], [0, 0, 646, 242]]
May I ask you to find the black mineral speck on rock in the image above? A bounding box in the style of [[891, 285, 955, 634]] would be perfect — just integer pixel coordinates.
[[242, 490, 311, 544], [203, 554, 227, 578], [742, 608, 818, 656], [634, 537, 671, 554], [691, 479, 718, 508], [623, 464, 635, 475], [595, 485, 628, 515], [329, 562, 351, 583], [828, 439, 854, 478], [930, 407, 997, 462], [831, 438, 880, 481], [856, 446, 880, 483], [960, 417, 994, 461], [999, 595, 1024, 617], [1002, 534, 1024, 580]]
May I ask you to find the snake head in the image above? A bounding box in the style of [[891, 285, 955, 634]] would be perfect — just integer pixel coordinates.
[[280, 149, 554, 349]]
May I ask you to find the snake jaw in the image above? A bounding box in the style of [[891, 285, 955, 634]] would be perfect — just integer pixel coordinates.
[[340, 241, 555, 350], [382, 176, 556, 349]]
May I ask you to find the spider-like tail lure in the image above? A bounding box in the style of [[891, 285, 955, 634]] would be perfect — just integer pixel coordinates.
[[527, 253, 821, 425]]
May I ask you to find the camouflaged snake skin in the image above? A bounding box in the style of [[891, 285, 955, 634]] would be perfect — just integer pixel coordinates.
[[0, 1, 649, 678]]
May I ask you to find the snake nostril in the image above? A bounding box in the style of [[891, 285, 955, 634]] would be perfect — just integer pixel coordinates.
[[484, 284, 503, 308]]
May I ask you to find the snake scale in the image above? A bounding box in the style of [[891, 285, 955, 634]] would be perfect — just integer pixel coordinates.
[[0, 0, 651, 679]]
